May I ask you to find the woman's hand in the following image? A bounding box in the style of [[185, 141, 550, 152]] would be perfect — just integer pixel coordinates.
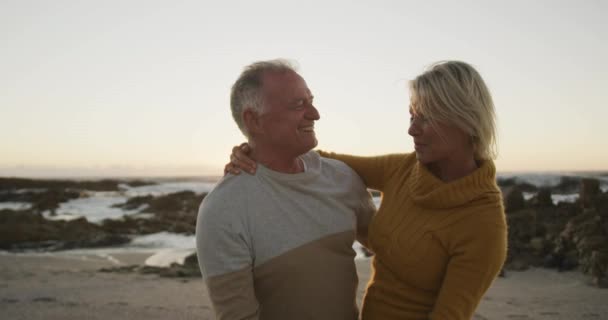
[[224, 143, 257, 175]]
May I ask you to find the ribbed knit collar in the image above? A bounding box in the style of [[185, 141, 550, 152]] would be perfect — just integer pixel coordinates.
[[408, 159, 499, 209]]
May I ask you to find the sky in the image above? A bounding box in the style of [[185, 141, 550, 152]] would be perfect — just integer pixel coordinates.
[[1, 0, 606, 177]]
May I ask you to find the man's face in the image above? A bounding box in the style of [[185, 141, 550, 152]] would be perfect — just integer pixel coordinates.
[[255, 71, 320, 157]]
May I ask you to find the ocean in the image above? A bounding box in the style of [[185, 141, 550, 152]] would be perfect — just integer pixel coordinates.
[[1, 172, 606, 264]]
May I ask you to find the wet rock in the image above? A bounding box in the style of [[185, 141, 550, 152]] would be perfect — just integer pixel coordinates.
[[496, 178, 538, 193], [112, 195, 154, 211], [529, 237, 548, 254], [0, 177, 155, 192], [0, 189, 81, 214], [531, 188, 554, 207], [580, 179, 601, 209], [553, 176, 581, 194], [99, 265, 139, 273], [99, 253, 201, 278], [504, 187, 525, 212], [507, 258, 530, 271], [0, 209, 129, 251], [106, 191, 207, 235]]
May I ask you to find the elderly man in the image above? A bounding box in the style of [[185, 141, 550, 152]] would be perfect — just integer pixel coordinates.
[[196, 59, 375, 320]]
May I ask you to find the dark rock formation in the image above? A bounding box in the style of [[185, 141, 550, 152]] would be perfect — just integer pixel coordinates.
[[503, 187, 525, 212], [99, 252, 201, 278], [504, 178, 608, 287], [106, 191, 207, 235], [497, 177, 538, 193], [0, 209, 129, 251], [0, 177, 155, 192]]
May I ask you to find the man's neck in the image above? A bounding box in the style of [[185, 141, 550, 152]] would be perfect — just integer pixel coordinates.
[[249, 145, 305, 174]]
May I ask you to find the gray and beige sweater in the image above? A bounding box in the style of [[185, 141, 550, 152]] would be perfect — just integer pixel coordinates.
[[196, 151, 375, 320]]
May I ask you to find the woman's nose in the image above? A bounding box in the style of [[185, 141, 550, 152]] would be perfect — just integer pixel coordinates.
[[408, 120, 419, 137]]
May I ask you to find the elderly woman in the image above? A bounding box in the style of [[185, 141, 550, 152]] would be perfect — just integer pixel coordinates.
[[227, 61, 507, 319]]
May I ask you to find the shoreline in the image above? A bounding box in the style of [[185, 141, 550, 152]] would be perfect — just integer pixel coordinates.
[[1, 252, 607, 320]]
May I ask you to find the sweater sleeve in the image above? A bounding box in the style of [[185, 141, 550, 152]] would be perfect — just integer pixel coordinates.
[[196, 193, 260, 320], [430, 213, 507, 320], [317, 151, 405, 192]]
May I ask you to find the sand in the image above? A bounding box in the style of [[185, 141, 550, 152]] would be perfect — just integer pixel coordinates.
[[1, 251, 607, 320]]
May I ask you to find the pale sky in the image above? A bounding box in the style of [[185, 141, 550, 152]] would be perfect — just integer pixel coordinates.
[[1, 0, 606, 177]]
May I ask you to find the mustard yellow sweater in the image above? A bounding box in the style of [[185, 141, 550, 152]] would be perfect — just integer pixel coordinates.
[[319, 151, 507, 320]]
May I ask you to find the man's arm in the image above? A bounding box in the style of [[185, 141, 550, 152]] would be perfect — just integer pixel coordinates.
[[196, 195, 260, 320], [355, 187, 376, 248], [205, 267, 259, 320]]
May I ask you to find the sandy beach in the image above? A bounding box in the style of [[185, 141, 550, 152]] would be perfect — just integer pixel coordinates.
[[1, 252, 607, 320]]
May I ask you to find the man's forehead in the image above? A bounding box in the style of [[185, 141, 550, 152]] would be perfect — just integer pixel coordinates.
[[261, 71, 310, 95]]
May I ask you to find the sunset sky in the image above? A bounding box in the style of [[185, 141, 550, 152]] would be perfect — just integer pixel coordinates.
[[1, 0, 606, 177]]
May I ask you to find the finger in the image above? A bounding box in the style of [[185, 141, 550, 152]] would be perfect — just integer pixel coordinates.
[[231, 156, 256, 174], [231, 149, 255, 173], [233, 147, 256, 170], [224, 163, 241, 175]]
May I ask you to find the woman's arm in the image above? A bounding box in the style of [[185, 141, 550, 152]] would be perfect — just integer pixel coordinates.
[[317, 150, 405, 192], [225, 144, 407, 192], [430, 214, 507, 320]]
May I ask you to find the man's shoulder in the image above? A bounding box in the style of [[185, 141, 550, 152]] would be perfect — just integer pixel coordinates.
[[206, 173, 259, 198], [199, 174, 259, 219], [318, 154, 359, 177], [316, 154, 371, 195]]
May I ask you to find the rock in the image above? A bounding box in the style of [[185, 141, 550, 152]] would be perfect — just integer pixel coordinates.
[[100, 252, 201, 278], [112, 195, 154, 211], [580, 178, 601, 209], [106, 191, 207, 236], [496, 178, 537, 193], [529, 237, 547, 253], [553, 176, 581, 194], [0, 177, 155, 192], [533, 188, 554, 207], [592, 276, 608, 288], [99, 265, 139, 273], [508, 259, 530, 271], [0, 209, 130, 251], [504, 187, 525, 212]]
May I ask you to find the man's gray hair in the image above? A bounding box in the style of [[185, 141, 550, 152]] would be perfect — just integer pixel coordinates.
[[230, 59, 298, 137]]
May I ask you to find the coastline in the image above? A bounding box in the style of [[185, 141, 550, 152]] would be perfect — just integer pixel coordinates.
[[1, 252, 607, 320]]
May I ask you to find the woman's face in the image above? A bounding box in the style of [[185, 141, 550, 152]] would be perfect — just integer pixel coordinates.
[[407, 108, 473, 167]]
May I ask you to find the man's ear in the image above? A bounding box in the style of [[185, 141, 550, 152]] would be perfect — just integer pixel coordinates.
[[243, 109, 262, 135]]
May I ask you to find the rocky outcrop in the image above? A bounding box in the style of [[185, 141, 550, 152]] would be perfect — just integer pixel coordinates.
[[0, 187, 206, 251], [105, 191, 207, 235], [504, 178, 608, 287], [0, 177, 154, 192], [99, 252, 201, 278], [0, 209, 129, 251], [503, 187, 525, 212]]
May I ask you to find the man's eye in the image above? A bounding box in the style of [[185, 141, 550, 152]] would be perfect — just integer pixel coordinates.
[[292, 100, 305, 109]]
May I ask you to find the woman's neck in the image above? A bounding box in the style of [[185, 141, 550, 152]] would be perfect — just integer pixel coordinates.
[[427, 156, 479, 182]]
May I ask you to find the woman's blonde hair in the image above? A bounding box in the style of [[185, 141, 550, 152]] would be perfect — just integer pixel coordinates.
[[409, 61, 497, 160]]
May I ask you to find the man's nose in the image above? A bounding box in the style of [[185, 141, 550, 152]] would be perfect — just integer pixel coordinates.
[[306, 105, 320, 120]]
